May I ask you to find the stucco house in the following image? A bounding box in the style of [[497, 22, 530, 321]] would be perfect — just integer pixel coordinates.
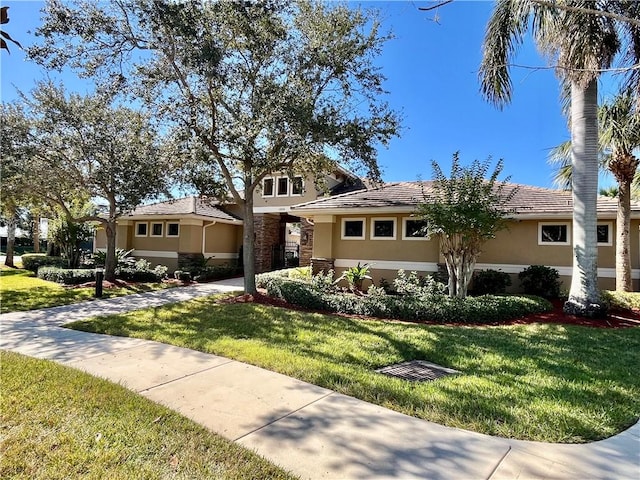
[[96, 175, 640, 291], [290, 181, 640, 291]]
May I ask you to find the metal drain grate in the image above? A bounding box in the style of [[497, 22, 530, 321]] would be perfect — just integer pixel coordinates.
[[376, 360, 459, 382]]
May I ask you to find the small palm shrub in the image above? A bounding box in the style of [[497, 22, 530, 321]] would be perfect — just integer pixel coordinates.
[[518, 265, 561, 298], [473, 269, 511, 295], [334, 263, 372, 292], [92, 249, 135, 268]]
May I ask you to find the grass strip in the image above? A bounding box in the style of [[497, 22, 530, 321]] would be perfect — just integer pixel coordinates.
[[0, 351, 295, 480]]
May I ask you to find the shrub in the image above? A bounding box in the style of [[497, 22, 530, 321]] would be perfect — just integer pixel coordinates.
[[117, 268, 160, 282], [21, 254, 68, 272], [266, 277, 551, 323], [255, 267, 311, 289], [473, 269, 511, 295], [193, 264, 241, 282], [393, 269, 446, 297], [174, 270, 192, 282], [334, 263, 372, 292], [519, 265, 561, 298], [601, 290, 640, 311], [92, 249, 135, 268], [38, 267, 95, 285]]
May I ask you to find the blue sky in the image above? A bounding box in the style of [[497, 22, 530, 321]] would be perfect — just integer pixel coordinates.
[[1, 0, 620, 189]]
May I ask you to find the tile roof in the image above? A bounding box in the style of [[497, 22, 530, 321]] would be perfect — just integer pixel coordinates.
[[124, 197, 242, 222], [292, 181, 628, 216]]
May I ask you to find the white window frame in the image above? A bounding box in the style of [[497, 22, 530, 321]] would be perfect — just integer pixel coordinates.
[[262, 177, 275, 197], [597, 222, 613, 246], [370, 217, 397, 240], [150, 222, 164, 237], [291, 176, 304, 196], [341, 217, 366, 240], [538, 222, 571, 246], [402, 217, 430, 241], [276, 176, 289, 197], [166, 222, 180, 238], [135, 222, 148, 237]]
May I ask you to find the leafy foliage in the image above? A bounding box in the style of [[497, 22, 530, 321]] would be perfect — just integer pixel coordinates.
[[93, 249, 135, 269], [416, 153, 518, 298], [37, 267, 95, 285], [473, 269, 512, 295], [47, 202, 95, 269], [518, 265, 562, 299], [0, 6, 22, 53], [392, 269, 447, 297], [334, 263, 372, 292], [21, 254, 68, 272]]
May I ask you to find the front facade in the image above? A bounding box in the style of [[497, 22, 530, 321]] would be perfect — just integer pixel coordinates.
[[291, 182, 640, 291]]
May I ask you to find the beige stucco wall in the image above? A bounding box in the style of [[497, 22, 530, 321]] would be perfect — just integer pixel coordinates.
[[253, 173, 318, 209], [203, 221, 242, 255]]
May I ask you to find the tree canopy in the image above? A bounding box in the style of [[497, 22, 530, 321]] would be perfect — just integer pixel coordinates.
[[28, 0, 401, 293], [416, 153, 517, 298]]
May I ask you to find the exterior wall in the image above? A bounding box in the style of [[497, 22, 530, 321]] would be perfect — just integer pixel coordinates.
[[253, 173, 318, 210], [203, 221, 242, 263], [309, 213, 640, 292]]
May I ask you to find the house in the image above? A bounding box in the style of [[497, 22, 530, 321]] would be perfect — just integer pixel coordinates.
[[94, 168, 364, 272], [289, 181, 640, 291]]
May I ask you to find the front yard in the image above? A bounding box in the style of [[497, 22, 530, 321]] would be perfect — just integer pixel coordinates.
[[0, 351, 294, 480], [0, 267, 174, 313], [67, 294, 640, 444]]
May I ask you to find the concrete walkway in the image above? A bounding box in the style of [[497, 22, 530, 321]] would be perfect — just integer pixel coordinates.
[[1, 278, 638, 479]]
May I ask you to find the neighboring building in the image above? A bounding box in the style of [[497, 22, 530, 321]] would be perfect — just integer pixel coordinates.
[[290, 181, 640, 291]]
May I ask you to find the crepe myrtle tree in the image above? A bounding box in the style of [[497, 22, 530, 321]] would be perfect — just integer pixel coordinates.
[[416, 153, 518, 298], [21, 82, 170, 282], [28, 0, 400, 294]]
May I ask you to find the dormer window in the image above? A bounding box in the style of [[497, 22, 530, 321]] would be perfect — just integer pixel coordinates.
[[263, 178, 274, 197], [292, 176, 304, 195], [277, 177, 289, 196]]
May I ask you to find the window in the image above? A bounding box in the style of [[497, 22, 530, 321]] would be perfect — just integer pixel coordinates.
[[403, 218, 429, 240], [167, 223, 180, 237], [597, 223, 612, 245], [538, 222, 570, 245], [291, 176, 304, 196], [342, 218, 365, 240], [277, 177, 289, 196], [135, 222, 148, 237], [262, 178, 274, 197], [151, 222, 163, 237], [371, 218, 396, 240]]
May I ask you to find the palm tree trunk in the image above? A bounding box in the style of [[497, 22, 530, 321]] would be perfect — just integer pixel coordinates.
[[611, 153, 638, 291], [564, 79, 606, 317]]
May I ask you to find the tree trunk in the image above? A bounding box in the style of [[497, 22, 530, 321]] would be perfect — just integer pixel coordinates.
[[564, 80, 606, 317], [33, 214, 41, 253], [4, 210, 17, 268], [104, 221, 117, 282], [610, 154, 638, 292], [242, 193, 257, 295]]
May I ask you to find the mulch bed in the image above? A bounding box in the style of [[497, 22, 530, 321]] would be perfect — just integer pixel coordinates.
[[220, 293, 640, 329]]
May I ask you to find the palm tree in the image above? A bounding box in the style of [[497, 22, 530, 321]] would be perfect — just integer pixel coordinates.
[[550, 92, 640, 291], [479, 0, 639, 317]]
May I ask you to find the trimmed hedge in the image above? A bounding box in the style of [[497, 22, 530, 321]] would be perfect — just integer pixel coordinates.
[[21, 254, 68, 272], [38, 267, 95, 285], [266, 277, 552, 324], [255, 267, 312, 288], [117, 268, 161, 283], [193, 264, 242, 282]]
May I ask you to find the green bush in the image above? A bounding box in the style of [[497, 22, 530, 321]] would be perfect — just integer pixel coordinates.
[[174, 270, 192, 282], [473, 269, 512, 295], [266, 277, 551, 323], [255, 267, 311, 288], [393, 269, 446, 297], [193, 264, 241, 282], [117, 268, 160, 282], [21, 254, 68, 272], [601, 290, 640, 311], [519, 265, 561, 298], [38, 267, 95, 285]]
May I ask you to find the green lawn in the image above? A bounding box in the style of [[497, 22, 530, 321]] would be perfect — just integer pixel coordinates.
[[67, 295, 640, 443], [0, 268, 174, 314], [0, 351, 295, 480]]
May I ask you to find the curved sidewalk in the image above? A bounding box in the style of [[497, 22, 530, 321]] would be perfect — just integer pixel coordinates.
[[1, 278, 638, 479]]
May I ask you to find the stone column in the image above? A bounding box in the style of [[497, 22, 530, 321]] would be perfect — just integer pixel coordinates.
[[254, 213, 282, 273], [299, 218, 314, 267], [311, 257, 334, 276]]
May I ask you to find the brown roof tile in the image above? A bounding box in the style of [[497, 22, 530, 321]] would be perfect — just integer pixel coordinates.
[[125, 197, 241, 222]]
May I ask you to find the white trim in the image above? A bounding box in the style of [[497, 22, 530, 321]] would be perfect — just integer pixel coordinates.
[[166, 222, 180, 237], [203, 252, 240, 259], [538, 222, 571, 246], [276, 176, 289, 197], [262, 177, 275, 198], [370, 217, 397, 240], [597, 222, 613, 246], [135, 222, 148, 237], [150, 222, 164, 237], [254, 206, 292, 213], [335, 259, 439, 272], [132, 250, 178, 259], [341, 218, 366, 240], [402, 217, 430, 241]]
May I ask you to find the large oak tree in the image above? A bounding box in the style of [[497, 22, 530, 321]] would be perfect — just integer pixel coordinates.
[[28, 0, 400, 294]]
